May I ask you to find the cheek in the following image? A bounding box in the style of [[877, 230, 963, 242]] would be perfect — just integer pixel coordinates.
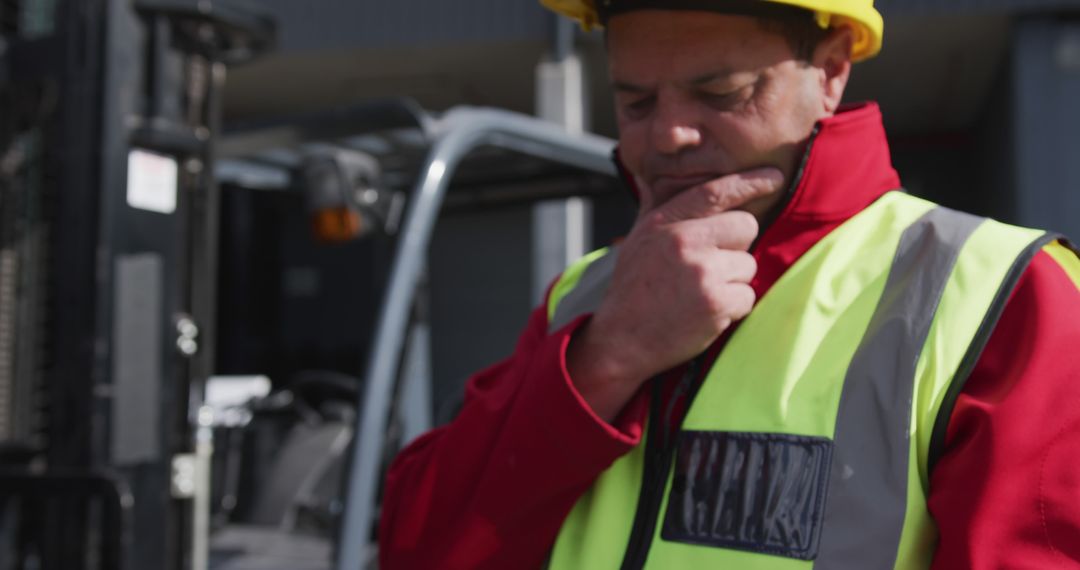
[[703, 114, 776, 164], [707, 81, 812, 163], [751, 70, 813, 125], [616, 121, 650, 174], [764, 72, 823, 141]]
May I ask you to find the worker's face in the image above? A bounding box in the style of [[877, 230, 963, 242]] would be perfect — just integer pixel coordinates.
[[607, 11, 852, 217]]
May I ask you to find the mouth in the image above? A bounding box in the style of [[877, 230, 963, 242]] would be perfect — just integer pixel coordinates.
[[649, 173, 722, 200]]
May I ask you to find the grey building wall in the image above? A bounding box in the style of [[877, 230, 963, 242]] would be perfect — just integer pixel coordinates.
[[250, 0, 1080, 54], [428, 205, 534, 424], [255, 0, 550, 52], [878, 0, 1080, 15], [1011, 17, 1080, 239]]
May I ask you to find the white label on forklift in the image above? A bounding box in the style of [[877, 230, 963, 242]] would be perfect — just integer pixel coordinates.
[[127, 148, 178, 214]]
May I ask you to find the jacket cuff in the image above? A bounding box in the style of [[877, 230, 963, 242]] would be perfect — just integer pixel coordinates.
[[518, 314, 646, 468]]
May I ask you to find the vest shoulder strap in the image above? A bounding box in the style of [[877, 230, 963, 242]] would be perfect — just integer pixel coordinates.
[[926, 226, 1061, 475], [547, 247, 615, 333]]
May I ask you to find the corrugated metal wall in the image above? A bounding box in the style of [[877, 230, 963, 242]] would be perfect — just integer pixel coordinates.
[[256, 0, 550, 52], [877, 0, 1080, 14], [255, 0, 1080, 53]]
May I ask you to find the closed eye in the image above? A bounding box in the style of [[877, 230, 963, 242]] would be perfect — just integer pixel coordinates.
[[620, 95, 656, 120], [700, 86, 749, 110]]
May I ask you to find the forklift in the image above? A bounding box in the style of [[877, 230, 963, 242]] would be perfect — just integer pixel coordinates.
[[1, 1, 621, 568]]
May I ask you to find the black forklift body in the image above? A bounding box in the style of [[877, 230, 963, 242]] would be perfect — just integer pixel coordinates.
[[0, 1, 272, 568]]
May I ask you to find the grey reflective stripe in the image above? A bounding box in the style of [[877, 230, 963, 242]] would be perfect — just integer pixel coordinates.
[[815, 207, 984, 569], [548, 249, 618, 333]]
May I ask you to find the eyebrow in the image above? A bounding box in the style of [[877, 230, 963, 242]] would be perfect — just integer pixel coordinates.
[[611, 69, 737, 93]]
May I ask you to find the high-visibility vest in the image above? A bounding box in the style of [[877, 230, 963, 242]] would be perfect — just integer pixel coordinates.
[[545, 191, 1080, 569]]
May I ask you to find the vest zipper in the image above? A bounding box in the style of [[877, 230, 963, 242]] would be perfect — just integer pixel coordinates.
[[618, 357, 703, 570]]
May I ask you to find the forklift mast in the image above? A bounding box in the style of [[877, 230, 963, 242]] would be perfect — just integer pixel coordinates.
[[0, 1, 272, 568]]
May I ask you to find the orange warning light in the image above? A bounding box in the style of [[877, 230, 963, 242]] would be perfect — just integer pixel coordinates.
[[311, 207, 365, 243]]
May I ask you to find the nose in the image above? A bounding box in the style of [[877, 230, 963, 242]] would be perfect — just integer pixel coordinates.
[[650, 95, 703, 156]]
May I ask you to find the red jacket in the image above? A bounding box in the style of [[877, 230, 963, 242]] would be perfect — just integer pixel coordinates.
[[379, 103, 1080, 569]]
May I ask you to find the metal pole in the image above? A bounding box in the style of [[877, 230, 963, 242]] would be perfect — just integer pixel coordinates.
[[191, 406, 214, 570], [397, 270, 433, 446], [533, 14, 592, 304], [334, 107, 614, 570], [551, 11, 574, 63]]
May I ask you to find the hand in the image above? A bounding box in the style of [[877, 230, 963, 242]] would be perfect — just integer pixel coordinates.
[[566, 168, 783, 422]]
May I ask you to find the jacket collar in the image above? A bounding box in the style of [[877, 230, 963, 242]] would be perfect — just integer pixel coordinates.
[[775, 102, 900, 224], [749, 102, 902, 297]]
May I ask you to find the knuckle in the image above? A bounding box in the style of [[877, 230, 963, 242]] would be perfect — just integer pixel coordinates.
[[701, 281, 729, 312], [702, 297, 725, 324], [685, 256, 710, 285], [644, 210, 669, 228], [700, 185, 725, 209], [664, 228, 691, 258], [637, 211, 668, 232], [668, 227, 706, 262]]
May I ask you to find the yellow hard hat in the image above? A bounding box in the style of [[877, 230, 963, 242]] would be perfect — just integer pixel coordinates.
[[539, 0, 884, 61]]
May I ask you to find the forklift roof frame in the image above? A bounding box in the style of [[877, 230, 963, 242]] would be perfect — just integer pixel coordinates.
[[219, 100, 616, 568], [332, 106, 616, 570]]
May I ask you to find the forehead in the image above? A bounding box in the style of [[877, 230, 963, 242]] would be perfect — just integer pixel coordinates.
[[606, 10, 793, 84]]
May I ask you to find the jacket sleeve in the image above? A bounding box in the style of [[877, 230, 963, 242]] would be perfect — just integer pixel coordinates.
[[929, 247, 1080, 569], [378, 301, 649, 570]]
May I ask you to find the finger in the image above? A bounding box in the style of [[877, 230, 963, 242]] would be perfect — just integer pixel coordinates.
[[653, 167, 784, 223], [671, 210, 760, 251], [686, 248, 758, 284], [712, 282, 757, 323], [709, 250, 757, 283]]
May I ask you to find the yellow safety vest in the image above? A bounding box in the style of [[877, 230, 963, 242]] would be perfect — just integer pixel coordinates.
[[545, 191, 1079, 569]]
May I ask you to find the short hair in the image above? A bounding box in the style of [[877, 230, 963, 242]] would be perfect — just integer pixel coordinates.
[[756, 16, 831, 61]]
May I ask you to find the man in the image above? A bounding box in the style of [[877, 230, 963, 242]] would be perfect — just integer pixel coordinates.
[[379, 1, 1080, 568]]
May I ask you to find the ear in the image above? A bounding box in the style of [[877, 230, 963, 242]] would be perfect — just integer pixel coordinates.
[[812, 26, 854, 114]]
